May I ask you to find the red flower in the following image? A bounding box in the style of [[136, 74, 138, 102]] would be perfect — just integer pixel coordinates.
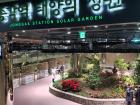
[[62, 79, 80, 92]]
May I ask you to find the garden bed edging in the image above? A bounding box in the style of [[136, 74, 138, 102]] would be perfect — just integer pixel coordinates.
[[49, 85, 129, 105]]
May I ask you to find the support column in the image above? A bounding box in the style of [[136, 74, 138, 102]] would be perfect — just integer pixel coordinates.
[[0, 52, 6, 105], [0, 34, 6, 105], [0, 33, 13, 105]]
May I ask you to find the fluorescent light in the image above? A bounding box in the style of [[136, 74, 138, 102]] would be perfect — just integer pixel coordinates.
[[93, 25, 98, 28], [67, 31, 71, 34], [66, 40, 71, 43], [82, 39, 85, 41], [22, 30, 26, 33], [65, 46, 68, 49], [16, 34, 19, 37], [138, 27, 140, 30]]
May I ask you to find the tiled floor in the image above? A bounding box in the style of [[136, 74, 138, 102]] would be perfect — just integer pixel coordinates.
[[14, 76, 81, 105]]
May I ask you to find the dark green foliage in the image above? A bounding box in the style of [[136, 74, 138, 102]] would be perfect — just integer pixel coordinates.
[[68, 70, 82, 78], [88, 71, 101, 89], [122, 76, 135, 85], [134, 59, 140, 84], [114, 58, 128, 70], [53, 81, 62, 90], [101, 76, 117, 87], [81, 68, 89, 74], [87, 56, 101, 89]]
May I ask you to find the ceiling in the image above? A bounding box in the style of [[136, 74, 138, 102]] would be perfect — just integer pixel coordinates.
[[0, 0, 16, 3], [9, 22, 140, 53]]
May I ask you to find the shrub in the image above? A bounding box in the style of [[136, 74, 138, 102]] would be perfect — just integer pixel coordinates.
[[101, 76, 117, 87], [86, 64, 94, 71], [62, 79, 80, 92], [53, 81, 62, 90], [87, 57, 101, 89], [122, 76, 136, 85], [135, 59, 140, 84], [82, 74, 89, 81], [114, 58, 128, 70], [130, 61, 137, 69], [81, 68, 89, 74], [88, 72, 101, 89], [67, 70, 82, 78], [113, 87, 125, 98]]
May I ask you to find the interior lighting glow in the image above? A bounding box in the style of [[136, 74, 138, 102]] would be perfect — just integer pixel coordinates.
[[131, 38, 140, 43], [15, 34, 19, 37], [93, 25, 98, 28], [22, 30, 26, 33], [67, 31, 71, 34]]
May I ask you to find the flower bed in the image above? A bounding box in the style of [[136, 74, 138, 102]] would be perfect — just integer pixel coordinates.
[[49, 84, 127, 105], [62, 79, 80, 92], [53, 78, 126, 99]]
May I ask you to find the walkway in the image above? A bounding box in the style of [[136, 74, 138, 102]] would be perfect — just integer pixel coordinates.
[[14, 76, 81, 105]]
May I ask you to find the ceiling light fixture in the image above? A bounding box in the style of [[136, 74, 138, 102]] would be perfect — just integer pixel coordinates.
[[15, 34, 19, 37], [93, 25, 98, 28], [22, 30, 26, 33], [67, 31, 71, 34], [138, 27, 140, 30], [66, 40, 71, 43]]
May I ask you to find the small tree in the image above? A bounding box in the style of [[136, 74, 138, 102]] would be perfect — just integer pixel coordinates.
[[88, 54, 101, 89]]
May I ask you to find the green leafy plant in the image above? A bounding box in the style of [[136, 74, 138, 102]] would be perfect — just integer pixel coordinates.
[[88, 72, 101, 89], [114, 58, 129, 79], [67, 70, 82, 78], [113, 87, 125, 98], [114, 58, 128, 70], [134, 59, 140, 84], [130, 61, 137, 69], [101, 76, 117, 87], [86, 64, 94, 72], [122, 76, 135, 85], [53, 81, 62, 90], [81, 74, 89, 81], [81, 68, 89, 74], [87, 55, 101, 89]]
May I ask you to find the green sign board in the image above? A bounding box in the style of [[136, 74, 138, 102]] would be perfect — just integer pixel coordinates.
[[79, 31, 86, 39]]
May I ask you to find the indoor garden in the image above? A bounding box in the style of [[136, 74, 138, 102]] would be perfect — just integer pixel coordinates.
[[53, 53, 140, 99]]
